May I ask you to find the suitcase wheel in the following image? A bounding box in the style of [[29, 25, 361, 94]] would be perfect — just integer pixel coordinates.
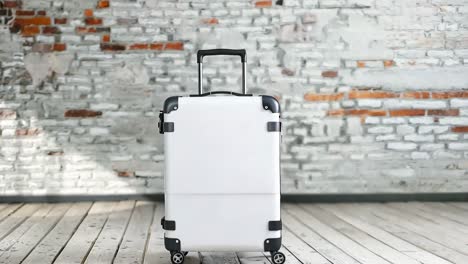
[[271, 251, 286, 264], [170, 251, 185, 264]]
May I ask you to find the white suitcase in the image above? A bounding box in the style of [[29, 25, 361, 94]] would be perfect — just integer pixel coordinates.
[[159, 49, 285, 264]]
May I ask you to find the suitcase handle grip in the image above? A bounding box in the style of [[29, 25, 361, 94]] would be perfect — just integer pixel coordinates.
[[197, 49, 247, 95], [191, 91, 252, 97], [197, 49, 246, 63]]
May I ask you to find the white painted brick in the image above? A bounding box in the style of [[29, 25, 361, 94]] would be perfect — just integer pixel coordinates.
[[418, 125, 449, 134], [376, 134, 399, 141], [364, 117, 380, 124], [357, 99, 382, 108], [89, 127, 109, 136], [346, 117, 362, 135], [411, 152, 431, 159], [382, 118, 406, 124], [368, 126, 393, 134], [387, 142, 418, 151], [396, 125, 415, 135], [451, 99, 468, 108], [408, 117, 434, 124], [420, 143, 444, 151], [439, 117, 468, 125], [438, 133, 460, 141], [404, 134, 434, 142]]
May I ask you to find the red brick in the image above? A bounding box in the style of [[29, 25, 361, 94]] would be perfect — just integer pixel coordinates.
[[14, 17, 51, 26], [383, 60, 394, 67], [54, 18, 67, 24], [37, 10, 46, 16], [431, 91, 468, 99], [16, 128, 41, 136], [47, 150, 64, 156], [389, 109, 425, 117], [21, 25, 40, 36], [452, 126, 468, 133], [76, 26, 97, 34], [357, 61, 366, 68], [97, 0, 110, 8], [327, 109, 345, 116], [116, 170, 135, 177], [84, 9, 93, 17], [84, 17, 102, 25], [346, 109, 387, 116], [321, 70, 338, 78], [102, 34, 110, 42], [255, 0, 272, 7], [349, 90, 398, 99], [100, 43, 126, 51], [64, 109, 102, 118], [304, 92, 344, 101], [427, 109, 459, 116], [165, 41, 184, 50], [202, 18, 219, 24], [150, 43, 164, 50], [402, 91, 430, 99], [53, 43, 66, 52], [16, 10, 35, 16], [42, 26, 60, 34], [0, 109, 16, 119], [129, 43, 149, 50], [4, 1, 18, 8]]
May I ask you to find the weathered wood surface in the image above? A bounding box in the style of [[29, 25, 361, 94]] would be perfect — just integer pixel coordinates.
[[0, 201, 466, 263]]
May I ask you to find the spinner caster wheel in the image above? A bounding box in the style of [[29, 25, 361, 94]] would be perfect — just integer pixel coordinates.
[[271, 251, 286, 264], [171, 251, 185, 264]]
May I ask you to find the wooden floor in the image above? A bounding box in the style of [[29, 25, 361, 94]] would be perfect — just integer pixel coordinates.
[[0, 202, 467, 264]]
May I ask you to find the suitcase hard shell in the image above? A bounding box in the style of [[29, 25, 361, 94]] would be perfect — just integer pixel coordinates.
[[159, 49, 284, 264]]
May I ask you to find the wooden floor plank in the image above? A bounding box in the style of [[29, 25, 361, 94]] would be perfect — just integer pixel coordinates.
[[0, 204, 53, 255], [0, 204, 23, 223], [200, 252, 240, 264], [320, 204, 453, 264], [0, 203, 71, 264], [113, 201, 155, 264], [420, 202, 468, 226], [284, 204, 391, 264], [83, 200, 135, 264], [282, 227, 331, 264], [22, 202, 93, 264], [388, 202, 468, 234], [0, 204, 40, 241], [449, 202, 468, 211], [302, 204, 421, 264], [282, 208, 359, 264], [345, 204, 468, 264], [375, 204, 468, 254], [53, 202, 117, 264], [237, 252, 271, 264]]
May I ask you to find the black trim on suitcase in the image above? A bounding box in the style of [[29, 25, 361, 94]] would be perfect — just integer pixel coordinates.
[[161, 217, 176, 230], [261, 95, 280, 113], [190, 91, 253, 97], [267, 122, 281, 132], [163, 122, 174, 133], [268, 220, 282, 231], [264, 237, 282, 252], [165, 237, 181, 251], [163, 96, 180, 113]]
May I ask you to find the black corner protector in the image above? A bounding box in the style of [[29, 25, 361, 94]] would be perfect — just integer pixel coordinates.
[[165, 237, 181, 251], [163, 219, 176, 230], [163, 96, 180, 113], [267, 122, 281, 132], [261, 95, 280, 113], [268, 220, 282, 231], [163, 122, 174, 133], [264, 237, 282, 252]]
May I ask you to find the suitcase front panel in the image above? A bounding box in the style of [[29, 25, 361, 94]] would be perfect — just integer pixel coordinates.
[[164, 96, 280, 195]]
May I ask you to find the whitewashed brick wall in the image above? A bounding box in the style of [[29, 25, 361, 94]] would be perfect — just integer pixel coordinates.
[[0, 0, 467, 196]]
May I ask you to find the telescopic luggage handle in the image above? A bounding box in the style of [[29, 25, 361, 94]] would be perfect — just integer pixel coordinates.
[[197, 49, 247, 95]]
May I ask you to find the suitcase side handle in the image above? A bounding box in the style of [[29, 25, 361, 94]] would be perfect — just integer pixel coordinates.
[[197, 49, 247, 95], [197, 49, 246, 63]]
